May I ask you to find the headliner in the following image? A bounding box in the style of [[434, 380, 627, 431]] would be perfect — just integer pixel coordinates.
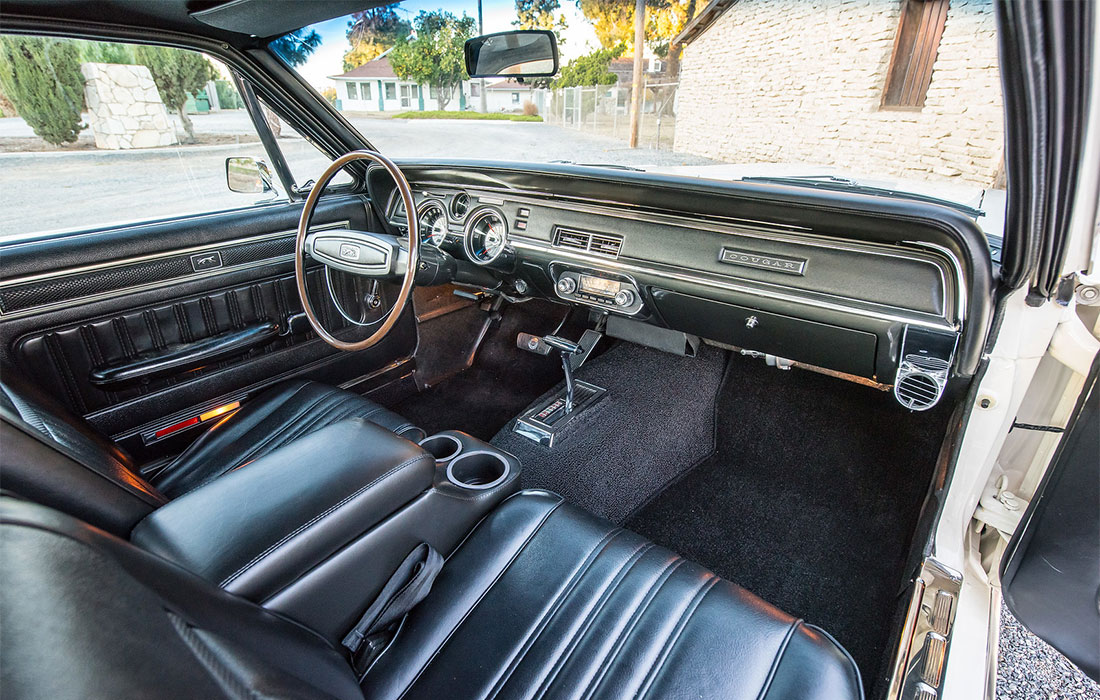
[[1, 0, 394, 43]]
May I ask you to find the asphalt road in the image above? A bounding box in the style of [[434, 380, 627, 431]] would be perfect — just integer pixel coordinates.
[[0, 113, 713, 239]]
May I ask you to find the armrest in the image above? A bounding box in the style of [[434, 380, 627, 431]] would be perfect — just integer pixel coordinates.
[[131, 418, 433, 601], [90, 321, 280, 387]]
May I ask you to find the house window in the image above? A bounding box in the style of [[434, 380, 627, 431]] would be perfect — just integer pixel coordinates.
[[385, 82, 396, 100], [429, 85, 438, 100], [881, 0, 950, 109], [361, 82, 371, 100], [347, 82, 358, 100], [469, 83, 480, 97], [511, 92, 520, 104]]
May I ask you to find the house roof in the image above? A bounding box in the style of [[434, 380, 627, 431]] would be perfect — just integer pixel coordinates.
[[673, 0, 740, 47], [609, 57, 654, 83], [486, 79, 532, 91], [330, 55, 397, 80]]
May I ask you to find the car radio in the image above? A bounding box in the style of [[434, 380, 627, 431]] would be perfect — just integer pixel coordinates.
[[553, 270, 643, 315]]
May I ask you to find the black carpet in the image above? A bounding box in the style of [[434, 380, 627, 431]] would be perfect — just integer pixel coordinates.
[[492, 342, 728, 523], [624, 353, 951, 694], [390, 299, 577, 441]]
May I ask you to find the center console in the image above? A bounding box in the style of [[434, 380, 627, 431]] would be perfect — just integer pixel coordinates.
[[132, 418, 520, 644]]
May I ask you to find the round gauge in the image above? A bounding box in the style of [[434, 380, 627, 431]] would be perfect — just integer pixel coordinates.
[[450, 192, 470, 220], [417, 201, 449, 246], [464, 209, 508, 265]]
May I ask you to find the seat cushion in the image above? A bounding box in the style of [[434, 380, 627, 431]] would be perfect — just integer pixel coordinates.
[[153, 380, 425, 499], [361, 490, 863, 700]]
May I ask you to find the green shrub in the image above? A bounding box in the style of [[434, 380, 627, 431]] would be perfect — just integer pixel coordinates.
[[214, 79, 243, 109], [0, 36, 86, 145]]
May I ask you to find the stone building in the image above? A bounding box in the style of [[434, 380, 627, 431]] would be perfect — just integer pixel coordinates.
[[673, 0, 1004, 188]]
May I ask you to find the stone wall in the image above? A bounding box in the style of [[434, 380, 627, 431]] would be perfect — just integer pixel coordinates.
[[674, 0, 1003, 187], [81, 63, 177, 150]]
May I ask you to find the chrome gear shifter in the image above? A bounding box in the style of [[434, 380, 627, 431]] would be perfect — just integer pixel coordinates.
[[543, 335, 582, 412]]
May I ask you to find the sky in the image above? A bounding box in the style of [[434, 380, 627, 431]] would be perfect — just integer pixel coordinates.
[[294, 0, 600, 88]]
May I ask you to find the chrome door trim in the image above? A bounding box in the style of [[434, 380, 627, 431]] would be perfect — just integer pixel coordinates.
[[0, 221, 350, 319]]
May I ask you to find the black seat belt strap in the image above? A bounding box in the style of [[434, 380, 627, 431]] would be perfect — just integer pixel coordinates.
[[342, 542, 443, 655]]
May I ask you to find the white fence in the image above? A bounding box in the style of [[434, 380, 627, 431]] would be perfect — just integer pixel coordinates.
[[537, 80, 679, 151]]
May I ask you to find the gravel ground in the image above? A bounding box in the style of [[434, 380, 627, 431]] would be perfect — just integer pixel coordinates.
[[998, 601, 1099, 699]]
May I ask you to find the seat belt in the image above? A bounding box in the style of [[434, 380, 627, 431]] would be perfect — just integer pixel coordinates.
[[342, 542, 443, 670]]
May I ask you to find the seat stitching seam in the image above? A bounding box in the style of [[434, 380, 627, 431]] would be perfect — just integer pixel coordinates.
[[755, 619, 803, 700], [480, 529, 632, 700], [488, 535, 647, 700], [635, 575, 720, 700], [579, 557, 686, 700], [219, 453, 432, 587], [527, 542, 656, 700], [393, 500, 567, 700]]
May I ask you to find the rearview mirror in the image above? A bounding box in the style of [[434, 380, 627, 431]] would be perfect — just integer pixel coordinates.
[[225, 156, 275, 194], [464, 30, 558, 79]]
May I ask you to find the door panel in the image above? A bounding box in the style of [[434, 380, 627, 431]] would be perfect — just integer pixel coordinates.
[[0, 194, 417, 461], [1000, 360, 1099, 681]]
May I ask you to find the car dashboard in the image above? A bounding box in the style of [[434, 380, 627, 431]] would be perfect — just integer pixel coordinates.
[[369, 161, 991, 411]]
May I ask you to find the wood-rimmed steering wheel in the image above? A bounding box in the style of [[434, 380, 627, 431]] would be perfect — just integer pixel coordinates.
[[295, 151, 418, 351]]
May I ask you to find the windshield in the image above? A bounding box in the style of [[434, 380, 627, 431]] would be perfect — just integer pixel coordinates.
[[278, 0, 1005, 242]]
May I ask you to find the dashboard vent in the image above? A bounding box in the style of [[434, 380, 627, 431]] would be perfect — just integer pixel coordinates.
[[894, 355, 949, 411], [553, 228, 623, 258]]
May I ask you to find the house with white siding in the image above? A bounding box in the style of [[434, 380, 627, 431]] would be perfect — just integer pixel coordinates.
[[484, 80, 537, 112], [329, 52, 467, 113]]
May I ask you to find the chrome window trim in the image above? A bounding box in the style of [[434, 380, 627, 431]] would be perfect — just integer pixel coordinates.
[[0, 221, 350, 320], [512, 236, 957, 332]]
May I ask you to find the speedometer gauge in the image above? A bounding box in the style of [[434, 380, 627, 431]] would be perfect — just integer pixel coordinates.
[[464, 209, 508, 265], [417, 201, 448, 246]]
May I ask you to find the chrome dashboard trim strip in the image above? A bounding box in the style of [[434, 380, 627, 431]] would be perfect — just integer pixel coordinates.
[[408, 183, 963, 323], [512, 236, 957, 332], [0, 221, 350, 320]]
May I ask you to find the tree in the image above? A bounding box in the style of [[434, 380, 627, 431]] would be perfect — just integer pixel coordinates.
[[0, 36, 85, 145], [343, 7, 411, 71], [388, 11, 475, 111], [552, 45, 623, 88], [514, 0, 568, 42], [134, 45, 215, 143], [77, 40, 136, 65], [575, 0, 698, 59], [270, 29, 322, 68]]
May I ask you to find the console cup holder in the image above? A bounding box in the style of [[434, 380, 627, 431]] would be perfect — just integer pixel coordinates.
[[446, 450, 510, 490], [418, 433, 463, 464]]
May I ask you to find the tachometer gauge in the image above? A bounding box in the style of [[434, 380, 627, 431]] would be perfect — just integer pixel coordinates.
[[417, 201, 449, 246], [464, 209, 508, 265]]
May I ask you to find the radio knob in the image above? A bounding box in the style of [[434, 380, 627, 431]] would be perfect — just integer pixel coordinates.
[[556, 277, 577, 295], [614, 289, 635, 307]]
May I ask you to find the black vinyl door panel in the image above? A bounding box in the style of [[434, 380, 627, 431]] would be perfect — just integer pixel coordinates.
[[0, 195, 416, 461], [1001, 360, 1099, 682]]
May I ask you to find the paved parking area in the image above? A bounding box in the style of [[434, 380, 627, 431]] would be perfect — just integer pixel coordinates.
[[0, 112, 711, 238]]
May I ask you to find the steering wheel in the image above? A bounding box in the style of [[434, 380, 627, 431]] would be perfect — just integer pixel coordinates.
[[295, 151, 419, 351]]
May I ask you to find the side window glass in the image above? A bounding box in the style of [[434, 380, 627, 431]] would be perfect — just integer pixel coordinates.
[[0, 35, 342, 239]]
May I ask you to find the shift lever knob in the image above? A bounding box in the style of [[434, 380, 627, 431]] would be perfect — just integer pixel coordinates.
[[543, 335, 581, 355]]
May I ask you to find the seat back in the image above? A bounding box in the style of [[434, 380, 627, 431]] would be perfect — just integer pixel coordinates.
[[0, 496, 363, 700], [0, 372, 165, 535]]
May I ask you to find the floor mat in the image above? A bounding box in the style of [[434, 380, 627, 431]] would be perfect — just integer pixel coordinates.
[[624, 353, 951, 694], [389, 299, 576, 441], [492, 342, 728, 523]]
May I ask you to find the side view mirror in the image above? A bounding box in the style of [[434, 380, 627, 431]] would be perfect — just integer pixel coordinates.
[[464, 30, 558, 79], [226, 157, 276, 194]]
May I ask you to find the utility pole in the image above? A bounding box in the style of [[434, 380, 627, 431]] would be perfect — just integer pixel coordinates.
[[478, 0, 487, 113], [628, 0, 645, 148]]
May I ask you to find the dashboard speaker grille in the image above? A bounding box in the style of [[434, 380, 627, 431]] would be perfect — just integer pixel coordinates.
[[554, 228, 622, 258]]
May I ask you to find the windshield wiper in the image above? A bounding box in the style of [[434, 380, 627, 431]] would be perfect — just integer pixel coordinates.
[[742, 175, 986, 219], [548, 160, 645, 172]]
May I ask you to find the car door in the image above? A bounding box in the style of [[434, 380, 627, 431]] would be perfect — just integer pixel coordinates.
[[1000, 359, 1099, 682], [0, 36, 415, 465]]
